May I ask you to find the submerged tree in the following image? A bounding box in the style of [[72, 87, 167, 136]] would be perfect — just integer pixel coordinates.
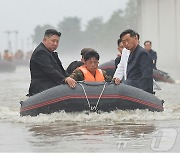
[[32, 24, 54, 45], [31, 0, 139, 56], [101, 9, 127, 51], [124, 0, 139, 31], [57, 17, 82, 52], [83, 17, 104, 48]]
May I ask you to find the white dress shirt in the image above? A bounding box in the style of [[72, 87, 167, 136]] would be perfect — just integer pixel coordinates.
[[113, 48, 130, 80]]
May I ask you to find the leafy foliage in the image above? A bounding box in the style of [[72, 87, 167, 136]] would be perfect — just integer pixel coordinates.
[[32, 24, 54, 44], [32, 0, 138, 56]]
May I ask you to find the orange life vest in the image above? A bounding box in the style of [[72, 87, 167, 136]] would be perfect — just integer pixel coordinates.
[[79, 65, 105, 82]]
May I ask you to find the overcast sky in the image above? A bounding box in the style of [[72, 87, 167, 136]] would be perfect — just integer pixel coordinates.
[[0, 0, 128, 52]]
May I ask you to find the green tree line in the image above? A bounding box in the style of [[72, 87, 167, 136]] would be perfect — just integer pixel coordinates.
[[32, 0, 139, 56]]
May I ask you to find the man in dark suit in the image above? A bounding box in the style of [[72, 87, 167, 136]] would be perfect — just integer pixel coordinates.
[[115, 38, 124, 69], [144, 40, 157, 69], [28, 29, 76, 96], [119, 29, 153, 94]]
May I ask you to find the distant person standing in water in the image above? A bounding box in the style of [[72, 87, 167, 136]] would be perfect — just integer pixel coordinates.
[[144, 40, 157, 69], [28, 29, 76, 96], [3, 50, 13, 61]]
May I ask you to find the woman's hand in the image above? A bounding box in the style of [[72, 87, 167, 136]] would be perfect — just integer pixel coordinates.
[[65, 77, 77, 88]]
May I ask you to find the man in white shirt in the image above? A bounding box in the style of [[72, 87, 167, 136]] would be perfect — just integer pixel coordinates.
[[113, 32, 161, 91], [113, 33, 140, 84]]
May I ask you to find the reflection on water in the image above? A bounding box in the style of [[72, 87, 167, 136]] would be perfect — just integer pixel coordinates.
[[29, 122, 155, 138], [27, 121, 156, 152]]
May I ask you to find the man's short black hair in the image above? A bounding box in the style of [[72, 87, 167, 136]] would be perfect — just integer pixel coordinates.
[[117, 38, 122, 46], [44, 29, 61, 37], [144, 40, 152, 45], [120, 29, 137, 39], [136, 33, 140, 40], [83, 51, 100, 61], [80, 48, 95, 57]]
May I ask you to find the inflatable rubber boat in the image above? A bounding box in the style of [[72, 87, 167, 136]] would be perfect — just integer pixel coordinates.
[[99, 60, 175, 83], [20, 82, 164, 116], [153, 69, 175, 83]]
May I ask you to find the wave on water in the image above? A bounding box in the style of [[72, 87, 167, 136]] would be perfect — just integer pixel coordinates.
[[1, 104, 180, 124]]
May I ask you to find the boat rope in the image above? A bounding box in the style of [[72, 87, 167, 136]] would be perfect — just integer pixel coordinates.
[[78, 82, 107, 111]]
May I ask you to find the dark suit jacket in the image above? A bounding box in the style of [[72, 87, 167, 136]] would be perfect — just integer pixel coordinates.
[[29, 42, 68, 96], [66, 60, 84, 75], [115, 56, 121, 69], [149, 49, 157, 69], [125, 45, 153, 93]]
